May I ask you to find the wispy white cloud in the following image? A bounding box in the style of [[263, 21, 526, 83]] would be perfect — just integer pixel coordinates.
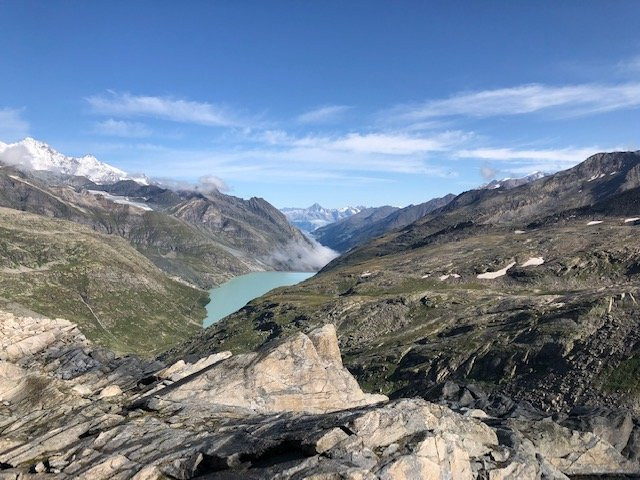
[[617, 55, 640, 73], [479, 164, 498, 180], [296, 105, 351, 124], [86, 91, 240, 127], [387, 83, 640, 121], [92, 119, 152, 138], [100, 128, 464, 184], [259, 129, 471, 156], [197, 174, 230, 193], [456, 145, 626, 177], [455, 146, 607, 164], [0, 108, 30, 141]]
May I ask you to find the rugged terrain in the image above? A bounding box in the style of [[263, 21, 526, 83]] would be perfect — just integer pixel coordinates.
[[164, 152, 640, 422], [0, 139, 326, 288], [1, 310, 637, 479], [0, 163, 318, 288], [313, 195, 454, 253]]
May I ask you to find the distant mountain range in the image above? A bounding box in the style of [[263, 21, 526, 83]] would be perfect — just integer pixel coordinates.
[[312, 196, 456, 252], [0, 138, 334, 353], [310, 171, 550, 253], [281, 203, 364, 232]]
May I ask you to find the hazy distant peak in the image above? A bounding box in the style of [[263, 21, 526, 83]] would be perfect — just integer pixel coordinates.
[[281, 203, 364, 232]]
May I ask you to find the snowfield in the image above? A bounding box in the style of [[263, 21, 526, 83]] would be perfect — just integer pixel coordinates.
[[477, 262, 516, 279], [439, 273, 460, 281], [587, 220, 603, 225], [521, 257, 544, 267], [87, 190, 153, 211]]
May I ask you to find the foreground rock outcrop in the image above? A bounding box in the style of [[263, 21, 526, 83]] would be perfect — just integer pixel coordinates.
[[1, 311, 638, 478], [148, 324, 387, 414]]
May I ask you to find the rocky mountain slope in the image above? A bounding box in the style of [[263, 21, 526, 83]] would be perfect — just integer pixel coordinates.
[[313, 195, 454, 252], [314, 171, 549, 254], [0, 165, 252, 289], [281, 203, 363, 232], [163, 152, 640, 428], [0, 141, 329, 287], [0, 207, 207, 355], [1, 309, 636, 478], [0, 140, 333, 356]]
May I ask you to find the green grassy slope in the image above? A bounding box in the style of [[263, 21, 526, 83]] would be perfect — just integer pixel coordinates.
[[0, 207, 208, 356]]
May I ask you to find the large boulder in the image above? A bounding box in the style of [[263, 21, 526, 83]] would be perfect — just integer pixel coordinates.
[[155, 324, 388, 413], [511, 418, 638, 476]]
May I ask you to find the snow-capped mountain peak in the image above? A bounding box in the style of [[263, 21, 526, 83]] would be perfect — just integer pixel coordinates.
[[281, 204, 365, 232], [0, 137, 147, 185], [481, 171, 546, 190]]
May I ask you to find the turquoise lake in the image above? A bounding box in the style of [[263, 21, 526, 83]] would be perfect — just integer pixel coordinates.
[[203, 271, 315, 327]]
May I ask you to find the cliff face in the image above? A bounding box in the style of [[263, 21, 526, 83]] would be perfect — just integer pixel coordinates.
[[1, 310, 636, 479]]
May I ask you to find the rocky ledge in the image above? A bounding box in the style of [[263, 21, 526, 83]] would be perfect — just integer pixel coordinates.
[[0, 311, 638, 479]]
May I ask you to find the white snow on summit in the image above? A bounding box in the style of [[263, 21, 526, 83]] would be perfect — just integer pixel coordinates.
[[481, 171, 546, 190], [281, 203, 364, 232], [0, 137, 147, 185]]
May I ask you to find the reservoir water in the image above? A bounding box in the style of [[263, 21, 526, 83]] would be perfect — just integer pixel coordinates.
[[203, 271, 315, 327]]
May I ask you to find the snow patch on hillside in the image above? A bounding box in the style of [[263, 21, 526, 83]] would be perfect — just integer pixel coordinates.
[[87, 190, 153, 211], [521, 257, 544, 267], [477, 262, 516, 279], [439, 273, 460, 281]]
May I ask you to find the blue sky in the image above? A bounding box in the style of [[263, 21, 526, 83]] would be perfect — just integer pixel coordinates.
[[1, 1, 639, 208]]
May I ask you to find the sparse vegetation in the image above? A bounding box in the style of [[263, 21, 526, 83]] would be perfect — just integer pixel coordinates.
[[0, 207, 208, 356]]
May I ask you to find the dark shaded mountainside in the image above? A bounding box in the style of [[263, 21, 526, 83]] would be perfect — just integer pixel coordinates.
[[166, 151, 640, 421], [313, 194, 455, 252], [0, 163, 319, 354]]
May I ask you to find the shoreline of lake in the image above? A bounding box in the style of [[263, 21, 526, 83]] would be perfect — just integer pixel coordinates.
[[203, 271, 315, 327]]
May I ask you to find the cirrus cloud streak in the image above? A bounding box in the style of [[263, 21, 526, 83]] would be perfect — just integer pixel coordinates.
[[388, 82, 640, 121], [86, 91, 240, 127]]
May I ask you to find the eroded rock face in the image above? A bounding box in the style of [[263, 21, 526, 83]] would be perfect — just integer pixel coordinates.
[[155, 324, 387, 414], [0, 311, 637, 479]]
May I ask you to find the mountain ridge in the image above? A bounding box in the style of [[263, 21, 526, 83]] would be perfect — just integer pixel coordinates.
[[281, 203, 364, 232], [0, 137, 148, 184], [313, 195, 455, 252], [0, 140, 331, 289]]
